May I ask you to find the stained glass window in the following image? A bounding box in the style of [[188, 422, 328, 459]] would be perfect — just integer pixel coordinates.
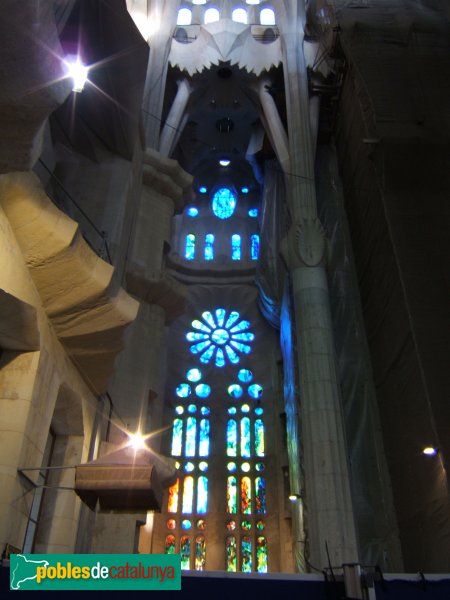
[[241, 520, 252, 531], [182, 519, 192, 530], [255, 477, 267, 514], [167, 519, 176, 530], [185, 417, 196, 457], [227, 419, 237, 456], [182, 476, 194, 514], [212, 188, 236, 219], [231, 234, 241, 260], [177, 7, 192, 26], [232, 8, 247, 23], [241, 476, 252, 514], [228, 384, 243, 398], [255, 419, 265, 456], [185, 462, 194, 472], [238, 369, 253, 383], [165, 535, 176, 555], [180, 536, 191, 570], [187, 368, 202, 382], [171, 419, 183, 456], [204, 7, 220, 24], [226, 536, 237, 572], [241, 462, 250, 472], [186, 206, 198, 217], [240, 417, 251, 458], [248, 208, 258, 217], [227, 476, 237, 513], [185, 234, 196, 260], [251, 234, 260, 260], [195, 536, 206, 570], [168, 479, 179, 513], [197, 476, 208, 513], [205, 234, 214, 261], [196, 384, 211, 398], [176, 383, 191, 398], [227, 461, 237, 472], [199, 461, 208, 472], [197, 519, 206, 530], [199, 419, 210, 457], [256, 536, 268, 573], [248, 384, 263, 399], [241, 536, 252, 572]]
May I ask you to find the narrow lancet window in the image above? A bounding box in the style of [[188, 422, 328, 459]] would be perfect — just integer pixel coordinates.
[[231, 234, 241, 260], [205, 233, 214, 261], [185, 233, 196, 260]]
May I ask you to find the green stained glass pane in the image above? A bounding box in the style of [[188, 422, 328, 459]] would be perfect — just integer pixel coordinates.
[[255, 419, 265, 456], [255, 477, 267, 514], [165, 535, 176, 555], [227, 461, 236, 472], [212, 188, 237, 220], [227, 419, 237, 456], [227, 476, 237, 514], [255, 462, 265, 472], [195, 536, 206, 571], [241, 404, 250, 413], [167, 519, 176, 530], [182, 476, 194, 514], [251, 234, 260, 260], [241, 520, 252, 531], [248, 383, 263, 398], [226, 536, 237, 572], [197, 476, 208, 514], [256, 536, 268, 573], [171, 418, 183, 456], [185, 417, 196, 457], [241, 536, 252, 572], [240, 417, 251, 458], [241, 476, 252, 514], [241, 462, 250, 472], [256, 520, 265, 530], [230, 340, 251, 354], [180, 535, 191, 570], [196, 383, 211, 398], [231, 234, 241, 260], [199, 419, 210, 457]]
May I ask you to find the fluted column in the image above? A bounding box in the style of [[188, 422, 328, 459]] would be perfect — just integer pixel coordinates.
[[258, 78, 291, 174], [159, 79, 192, 157]]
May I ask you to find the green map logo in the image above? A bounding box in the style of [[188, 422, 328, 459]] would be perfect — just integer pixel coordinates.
[[10, 554, 181, 591]]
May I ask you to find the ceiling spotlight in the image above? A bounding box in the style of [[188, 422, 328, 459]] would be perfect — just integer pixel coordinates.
[[219, 158, 231, 167], [66, 58, 89, 93], [128, 431, 146, 451], [422, 446, 438, 456]]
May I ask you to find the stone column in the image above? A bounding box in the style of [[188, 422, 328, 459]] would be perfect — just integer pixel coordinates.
[[159, 79, 192, 158], [277, 0, 359, 569], [257, 79, 290, 174]]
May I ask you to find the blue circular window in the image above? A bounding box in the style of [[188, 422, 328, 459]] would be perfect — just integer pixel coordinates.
[[212, 188, 237, 219]]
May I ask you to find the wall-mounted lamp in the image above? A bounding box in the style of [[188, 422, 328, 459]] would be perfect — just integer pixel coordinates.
[[289, 493, 302, 502], [219, 158, 231, 167], [422, 446, 438, 456]]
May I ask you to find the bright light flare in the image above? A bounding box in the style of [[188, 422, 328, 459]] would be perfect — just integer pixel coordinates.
[[128, 431, 147, 451], [422, 446, 438, 456], [66, 58, 89, 92], [219, 158, 230, 167]]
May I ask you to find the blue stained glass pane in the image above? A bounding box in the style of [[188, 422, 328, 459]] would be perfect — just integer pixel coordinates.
[[192, 320, 211, 332], [195, 384, 211, 398], [215, 347, 225, 367], [171, 418, 183, 456], [228, 384, 243, 399], [212, 187, 237, 219], [241, 404, 250, 413], [248, 208, 258, 217], [238, 369, 253, 383], [187, 404, 197, 413], [230, 341, 251, 354], [185, 417, 196, 457], [241, 187, 249, 194], [199, 419, 210, 457], [224, 345, 240, 364], [205, 234, 214, 261], [228, 407, 237, 414], [199, 461, 208, 471], [241, 417, 251, 457], [231, 332, 255, 342], [175, 406, 184, 415], [211, 328, 229, 345], [186, 332, 209, 342], [227, 419, 237, 457], [248, 384, 263, 399], [180, 536, 191, 570], [241, 537, 252, 573], [202, 311, 217, 329], [200, 345, 215, 364], [231, 234, 241, 260], [215, 308, 226, 327], [226, 536, 237, 572], [225, 311, 240, 329], [187, 368, 202, 382], [251, 234, 260, 260], [198, 186, 207, 194], [227, 462, 236, 472], [227, 476, 237, 513], [230, 320, 250, 333], [200, 406, 210, 415], [176, 383, 191, 398], [190, 340, 211, 355], [255, 419, 265, 456], [182, 519, 192, 529], [185, 462, 195, 472], [197, 476, 208, 513], [255, 462, 265, 472], [255, 407, 264, 416], [185, 234, 195, 260], [187, 207, 198, 217], [255, 477, 267, 514], [182, 477, 194, 513]]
